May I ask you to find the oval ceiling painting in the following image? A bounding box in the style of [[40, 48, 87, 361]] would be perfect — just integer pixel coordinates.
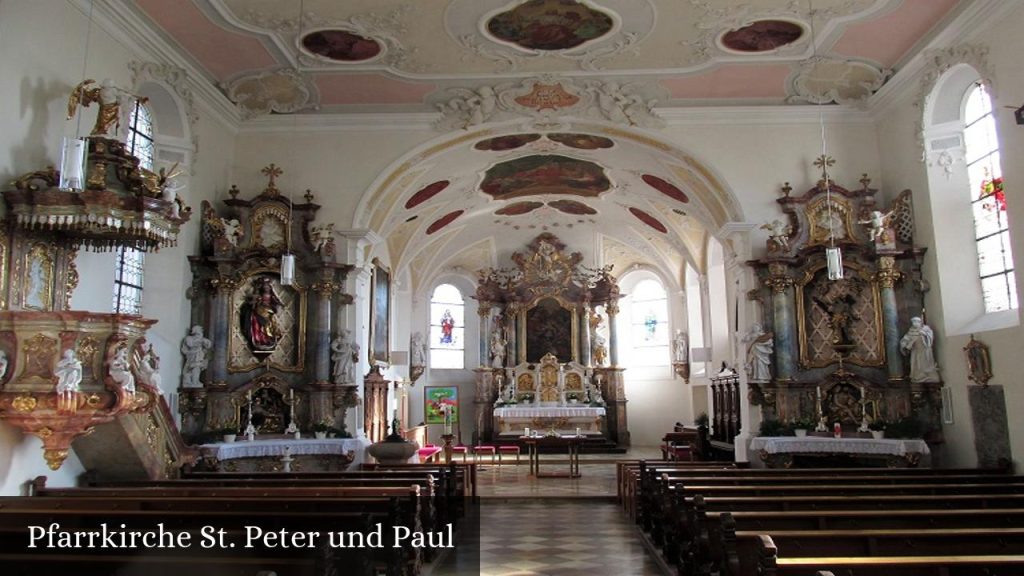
[[548, 199, 597, 215], [426, 210, 465, 235], [642, 174, 689, 204], [496, 201, 545, 216], [720, 20, 804, 53], [548, 133, 614, 150], [486, 0, 614, 51], [301, 30, 382, 62], [474, 133, 542, 151], [481, 155, 610, 200], [405, 180, 451, 210], [629, 207, 668, 233]]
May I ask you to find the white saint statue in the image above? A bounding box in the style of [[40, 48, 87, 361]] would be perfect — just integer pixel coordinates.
[[332, 330, 358, 384], [900, 317, 940, 383], [410, 332, 427, 367], [743, 323, 774, 383], [181, 325, 212, 388], [54, 349, 83, 395], [109, 344, 135, 394], [490, 330, 507, 369], [137, 343, 161, 389], [0, 349, 8, 381], [673, 330, 688, 363]]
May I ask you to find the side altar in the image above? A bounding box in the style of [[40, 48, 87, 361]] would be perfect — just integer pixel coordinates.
[[745, 162, 942, 446], [473, 234, 626, 446]]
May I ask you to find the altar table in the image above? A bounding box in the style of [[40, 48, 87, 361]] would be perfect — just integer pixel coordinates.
[[494, 406, 605, 436], [521, 435, 583, 478], [749, 436, 930, 468], [198, 437, 370, 471]]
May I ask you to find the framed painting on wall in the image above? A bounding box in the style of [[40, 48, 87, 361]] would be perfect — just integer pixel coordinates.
[[369, 258, 391, 364], [424, 386, 459, 425]]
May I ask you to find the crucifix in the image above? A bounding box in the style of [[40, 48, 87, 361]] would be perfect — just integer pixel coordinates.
[[261, 163, 283, 194]]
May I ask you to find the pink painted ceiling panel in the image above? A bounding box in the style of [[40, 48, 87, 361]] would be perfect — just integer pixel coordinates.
[[136, 0, 276, 81], [660, 65, 791, 99], [315, 75, 437, 105], [832, 0, 960, 67]]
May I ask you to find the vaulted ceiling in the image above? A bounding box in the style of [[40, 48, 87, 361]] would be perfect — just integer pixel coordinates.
[[133, 0, 962, 115]]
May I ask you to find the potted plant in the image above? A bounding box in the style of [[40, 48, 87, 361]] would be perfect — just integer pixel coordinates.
[[884, 416, 923, 439], [327, 425, 351, 439], [790, 416, 815, 437], [566, 392, 580, 405], [868, 418, 887, 439], [311, 420, 331, 439], [215, 427, 238, 443], [521, 393, 533, 405]]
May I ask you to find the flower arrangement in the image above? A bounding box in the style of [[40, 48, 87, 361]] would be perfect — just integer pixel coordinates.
[[566, 392, 580, 402], [980, 176, 1006, 212], [868, 418, 887, 432]]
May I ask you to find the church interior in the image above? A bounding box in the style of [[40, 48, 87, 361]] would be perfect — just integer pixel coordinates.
[[2, 0, 1024, 574]]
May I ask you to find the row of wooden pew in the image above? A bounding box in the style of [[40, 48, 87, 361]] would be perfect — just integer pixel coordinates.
[[618, 460, 1024, 576], [0, 463, 476, 576]]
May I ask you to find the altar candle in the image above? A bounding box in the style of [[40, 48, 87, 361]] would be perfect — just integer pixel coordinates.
[[576, 427, 581, 437], [525, 427, 530, 437]]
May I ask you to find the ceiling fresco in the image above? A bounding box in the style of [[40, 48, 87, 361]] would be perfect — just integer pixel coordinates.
[[131, 0, 962, 114], [629, 207, 668, 234], [405, 180, 451, 209], [642, 174, 689, 204], [547, 133, 614, 150], [301, 30, 382, 62], [426, 210, 465, 235], [474, 133, 543, 151], [495, 201, 545, 216], [548, 199, 597, 215], [480, 155, 611, 200], [485, 0, 616, 51]]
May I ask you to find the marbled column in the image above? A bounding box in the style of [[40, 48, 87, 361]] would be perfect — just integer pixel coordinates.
[[607, 302, 620, 367], [208, 278, 234, 386], [875, 257, 904, 380], [507, 302, 520, 367], [312, 282, 336, 385], [765, 263, 796, 380], [579, 303, 592, 366], [478, 304, 491, 368]]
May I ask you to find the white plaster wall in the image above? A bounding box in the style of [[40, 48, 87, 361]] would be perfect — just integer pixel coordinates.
[[874, 3, 1024, 469], [0, 1, 232, 493]]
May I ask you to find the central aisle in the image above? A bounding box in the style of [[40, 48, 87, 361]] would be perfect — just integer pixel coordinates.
[[433, 449, 668, 575]]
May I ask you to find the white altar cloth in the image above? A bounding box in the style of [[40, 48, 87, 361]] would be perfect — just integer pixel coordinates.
[[749, 436, 930, 456], [493, 406, 606, 418], [200, 437, 370, 465]]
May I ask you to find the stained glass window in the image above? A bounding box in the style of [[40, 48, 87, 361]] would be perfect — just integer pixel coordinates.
[[629, 279, 669, 366], [964, 84, 1016, 313], [430, 284, 464, 369], [126, 100, 154, 170]]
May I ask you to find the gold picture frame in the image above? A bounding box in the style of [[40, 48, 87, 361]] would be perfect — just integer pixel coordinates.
[[369, 258, 391, 365]]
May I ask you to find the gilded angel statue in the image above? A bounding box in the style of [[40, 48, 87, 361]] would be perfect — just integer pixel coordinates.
[[67, 78, 148, 137]]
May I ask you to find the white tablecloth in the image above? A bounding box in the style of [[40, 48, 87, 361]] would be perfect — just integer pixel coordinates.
[[493, 406, 606, 418], [200, 437, 371, 464], [749, 436, 930, 456]]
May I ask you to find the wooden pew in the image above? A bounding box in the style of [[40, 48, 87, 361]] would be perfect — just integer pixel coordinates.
[[722, 527, 1024, 576], [755, 534, 1024, 576]]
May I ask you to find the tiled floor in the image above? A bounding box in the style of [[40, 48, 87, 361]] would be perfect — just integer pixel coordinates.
[[430, 448, 668, 575]]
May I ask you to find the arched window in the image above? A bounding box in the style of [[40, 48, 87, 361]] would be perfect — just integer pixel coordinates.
[[629, 278, 669, 366], [113, 101, 152, 314], [964, 84, 1015, 312], [430, 284, 465, 369]]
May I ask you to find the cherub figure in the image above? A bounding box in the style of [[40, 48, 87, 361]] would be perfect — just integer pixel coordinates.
[[760, 219, 792, 252], [858, 209, 894, 243], [67, 78, 148, 137]]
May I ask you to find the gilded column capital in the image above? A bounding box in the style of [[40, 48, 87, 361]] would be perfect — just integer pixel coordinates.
[[763, 274, 794, 294], [208, 277, 238, 293], [478, 304, 492, 317], [874, 256, 903, 288], [605, 303, 620, 316], [311, 281, 341, 296]]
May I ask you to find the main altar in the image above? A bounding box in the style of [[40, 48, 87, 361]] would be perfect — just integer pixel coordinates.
[[473, 234, 626, 446]]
